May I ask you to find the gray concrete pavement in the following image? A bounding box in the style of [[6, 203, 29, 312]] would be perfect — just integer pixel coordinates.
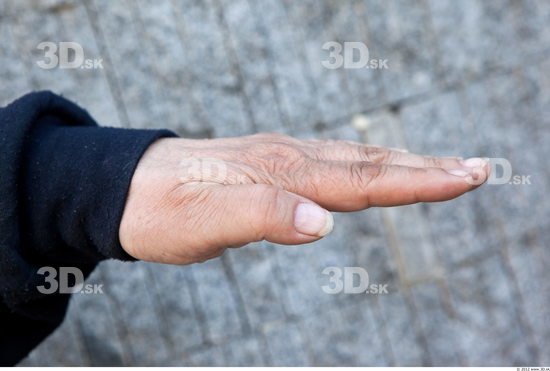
[[3, 0, 549, 366]]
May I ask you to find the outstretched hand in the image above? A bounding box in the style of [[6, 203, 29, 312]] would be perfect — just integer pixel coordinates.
[[119, 133, 489, 265]]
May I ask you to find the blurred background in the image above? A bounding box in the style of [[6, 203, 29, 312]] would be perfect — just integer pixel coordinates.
[[2, 0, 549, 366]]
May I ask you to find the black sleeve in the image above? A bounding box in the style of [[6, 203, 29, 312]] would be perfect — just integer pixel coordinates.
[[0, 91, 177, 365]]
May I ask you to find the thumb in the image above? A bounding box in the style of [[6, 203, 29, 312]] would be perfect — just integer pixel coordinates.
[[192, 183, 334, 248]]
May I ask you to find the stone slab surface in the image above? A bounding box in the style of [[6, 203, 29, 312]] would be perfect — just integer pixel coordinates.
[[5, 0, 549, 366]]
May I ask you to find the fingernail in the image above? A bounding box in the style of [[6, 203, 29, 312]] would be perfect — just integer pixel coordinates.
[[446, 169, 470, 177], [460, 157, 489, 168], [294, 203, 334, 237]]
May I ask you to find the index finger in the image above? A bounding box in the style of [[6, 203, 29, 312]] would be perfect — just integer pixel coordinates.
[[279, 160, 489, 211]]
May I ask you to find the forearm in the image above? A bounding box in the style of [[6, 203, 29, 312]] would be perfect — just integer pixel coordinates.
[[0, 91, 176, 365]]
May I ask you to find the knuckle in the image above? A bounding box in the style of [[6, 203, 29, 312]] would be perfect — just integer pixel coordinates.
[[365, 147, 393, 163], [349, 162, 384, 189], [249, 185, 285, 240], [248, 141, 307, 176], [424, 156, 442, 168]]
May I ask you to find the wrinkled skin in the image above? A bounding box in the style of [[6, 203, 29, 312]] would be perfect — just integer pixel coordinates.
[[119, 133, 489, 265]]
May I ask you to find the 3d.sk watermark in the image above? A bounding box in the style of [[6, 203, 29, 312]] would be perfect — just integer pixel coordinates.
[[321, 41, 388, 70], [321, 266, 389, 295], [466, 157, 531, 186], [486, 158, 531, 185], [36, 41, 103, 70], [179, 157, 249, 184], [36, 267, 104, 295]]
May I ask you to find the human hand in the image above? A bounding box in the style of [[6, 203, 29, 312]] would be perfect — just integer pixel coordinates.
[[119, 133, 489, 265]]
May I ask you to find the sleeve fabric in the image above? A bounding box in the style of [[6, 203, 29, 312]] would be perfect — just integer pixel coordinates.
[[0, 91, 177, 365]]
